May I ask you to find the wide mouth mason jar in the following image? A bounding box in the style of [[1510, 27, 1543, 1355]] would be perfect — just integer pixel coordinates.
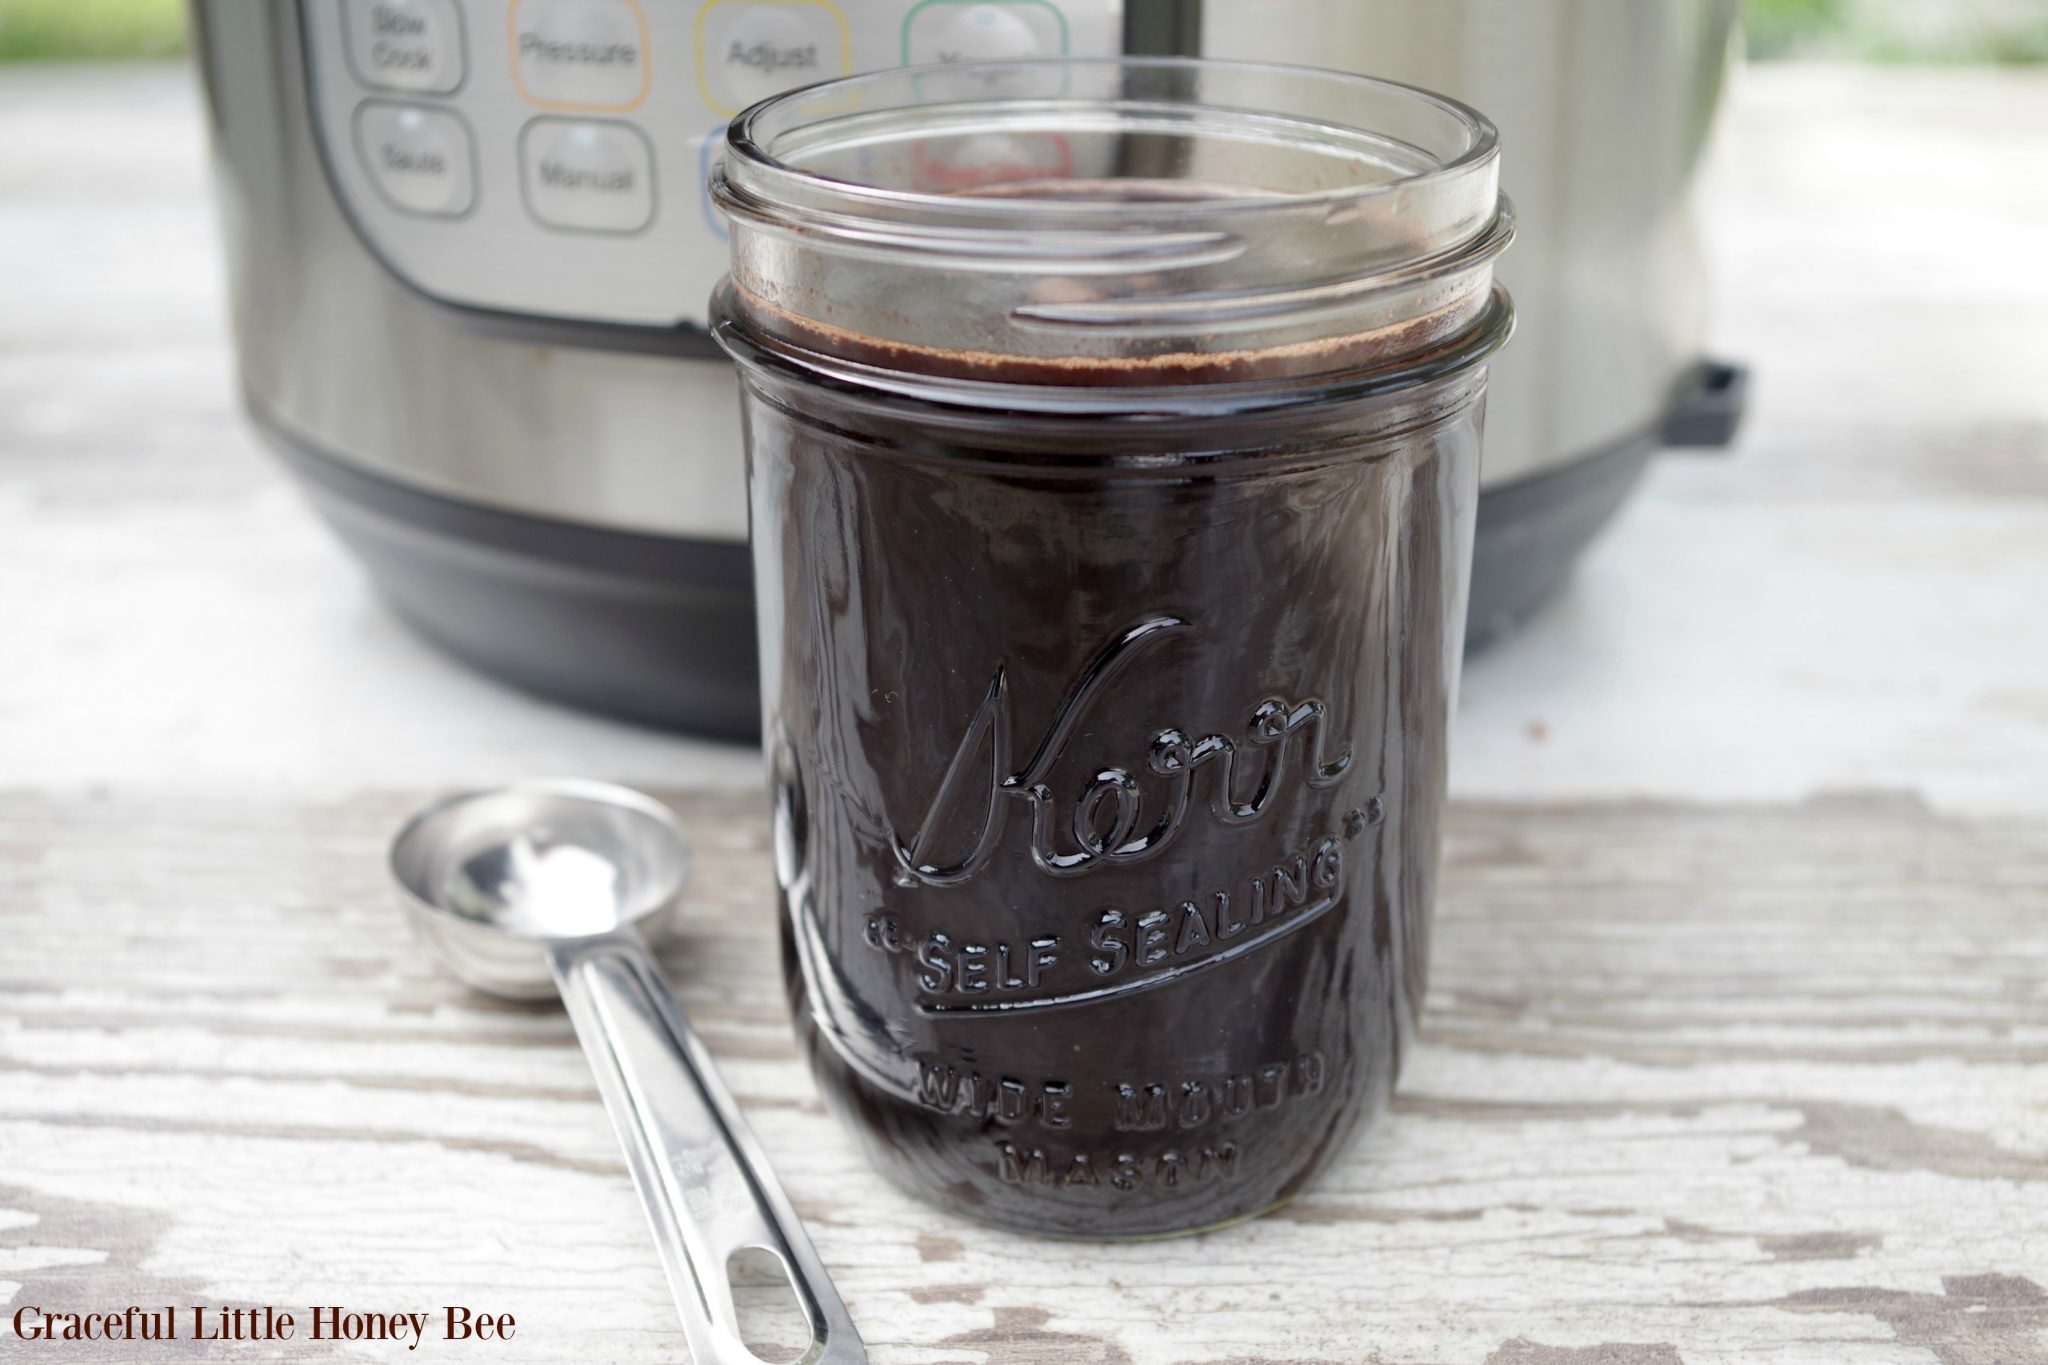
[[712, 57, 1512, 1238]]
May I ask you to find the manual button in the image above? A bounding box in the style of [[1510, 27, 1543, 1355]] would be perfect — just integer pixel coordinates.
[[510, 0, 651, 110], [520, 118, 655, 232], [344, 0, 465, 94], [354, 101, 476, 217], [697, 0, 847, 115]]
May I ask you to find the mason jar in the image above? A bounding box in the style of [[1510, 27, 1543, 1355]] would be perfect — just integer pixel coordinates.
[[712, 57, 1513, 1237]]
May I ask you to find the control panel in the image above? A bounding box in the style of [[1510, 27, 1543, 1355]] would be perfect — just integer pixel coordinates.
[[301, 0, 1125, 329]]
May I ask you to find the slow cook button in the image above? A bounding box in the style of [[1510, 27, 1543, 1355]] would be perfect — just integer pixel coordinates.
[[520, 119, 655, 232], [697, 0, 847, 114], [353, 101, 476, 216], [903, 0, 1065, 65], [510, 0, 651, 110], [343, 0, 465, 94]]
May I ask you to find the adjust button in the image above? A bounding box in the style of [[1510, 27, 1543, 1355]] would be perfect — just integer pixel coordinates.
[[344, 0, 465, 94], [697, 0, 847, 115], [510, 0, 651, 111], [353, 101, 476, 217], [520, 118, 655, 232]]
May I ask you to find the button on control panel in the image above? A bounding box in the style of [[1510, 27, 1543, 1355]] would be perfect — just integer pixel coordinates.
[[903, 0, 1065, 64], [354, 101, 477, 215], [520, 118, 655, 232], [509, 0, 651, 110], [344, 0, 466, 93], [696, 1, 848, 116], [299, 0, 1119, 328]]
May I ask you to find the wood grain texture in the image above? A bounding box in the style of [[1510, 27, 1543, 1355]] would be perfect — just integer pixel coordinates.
[[4, 791, 2045, 1364]]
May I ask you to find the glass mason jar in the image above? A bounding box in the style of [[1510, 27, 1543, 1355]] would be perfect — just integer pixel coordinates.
[[712, 57, 1513, 1238]]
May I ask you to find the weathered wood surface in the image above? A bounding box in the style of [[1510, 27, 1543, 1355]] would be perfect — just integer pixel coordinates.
[[4, 57, 2048, 1365], [5, 791, 2046, 1364]]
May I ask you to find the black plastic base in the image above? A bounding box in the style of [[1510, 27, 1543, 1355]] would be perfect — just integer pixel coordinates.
[[1464, 429, 1658, 650], [265, 415, 762, 741], [264, 411, 1662, 741]]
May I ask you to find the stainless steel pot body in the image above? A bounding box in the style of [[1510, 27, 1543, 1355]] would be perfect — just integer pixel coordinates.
[[1198, 0, 1740, 484], [192, 0, 1740, 734]]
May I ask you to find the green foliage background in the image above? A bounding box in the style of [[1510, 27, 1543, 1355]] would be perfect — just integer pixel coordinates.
[[1749, 0, 2048, 62], [0, 0, 186, 61]]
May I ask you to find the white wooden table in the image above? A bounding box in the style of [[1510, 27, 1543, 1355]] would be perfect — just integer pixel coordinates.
[[3, 61, 2046, 1365]]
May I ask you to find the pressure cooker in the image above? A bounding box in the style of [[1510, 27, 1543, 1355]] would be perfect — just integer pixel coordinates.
[[190, 0, 1745, 740]]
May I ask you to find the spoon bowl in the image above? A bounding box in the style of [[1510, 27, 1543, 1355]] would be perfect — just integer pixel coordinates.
[[391, 779, 690, 998]]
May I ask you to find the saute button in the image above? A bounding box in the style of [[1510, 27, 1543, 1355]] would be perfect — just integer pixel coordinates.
[[697, 0, 846, 114], [354, 102, 476, 216], [903, 0, 1065, 64], [510, 0, 651, 110], [520, 118, 655, 232], [344, 0, 465, 93]]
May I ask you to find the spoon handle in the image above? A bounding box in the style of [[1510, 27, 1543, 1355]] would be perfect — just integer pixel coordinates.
[[548, 931, 866, 1365]]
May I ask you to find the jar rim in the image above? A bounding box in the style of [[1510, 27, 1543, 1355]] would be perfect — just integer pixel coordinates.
[[722, 55, 1502, 220], [713, 55, 1512, 383]]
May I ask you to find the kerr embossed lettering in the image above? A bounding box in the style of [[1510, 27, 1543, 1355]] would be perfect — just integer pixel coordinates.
[[890, 617, 1355, 889], [713, 58, 1512, 1234]]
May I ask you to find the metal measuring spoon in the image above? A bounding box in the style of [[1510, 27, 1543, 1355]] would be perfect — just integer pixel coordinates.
[[390, 779, 865, 1365]]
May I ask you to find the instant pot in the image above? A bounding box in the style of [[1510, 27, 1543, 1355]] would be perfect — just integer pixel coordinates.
[[191, 0, 1744, 740]]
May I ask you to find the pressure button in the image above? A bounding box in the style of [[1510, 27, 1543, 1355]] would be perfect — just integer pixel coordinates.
[[511, 0, 651, 111], [344, 0, 465, 94], [354, 102, 476, 217]]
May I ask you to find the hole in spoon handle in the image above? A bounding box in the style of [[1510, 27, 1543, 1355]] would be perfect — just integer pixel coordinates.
[[547, 933, 868, 1365]]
